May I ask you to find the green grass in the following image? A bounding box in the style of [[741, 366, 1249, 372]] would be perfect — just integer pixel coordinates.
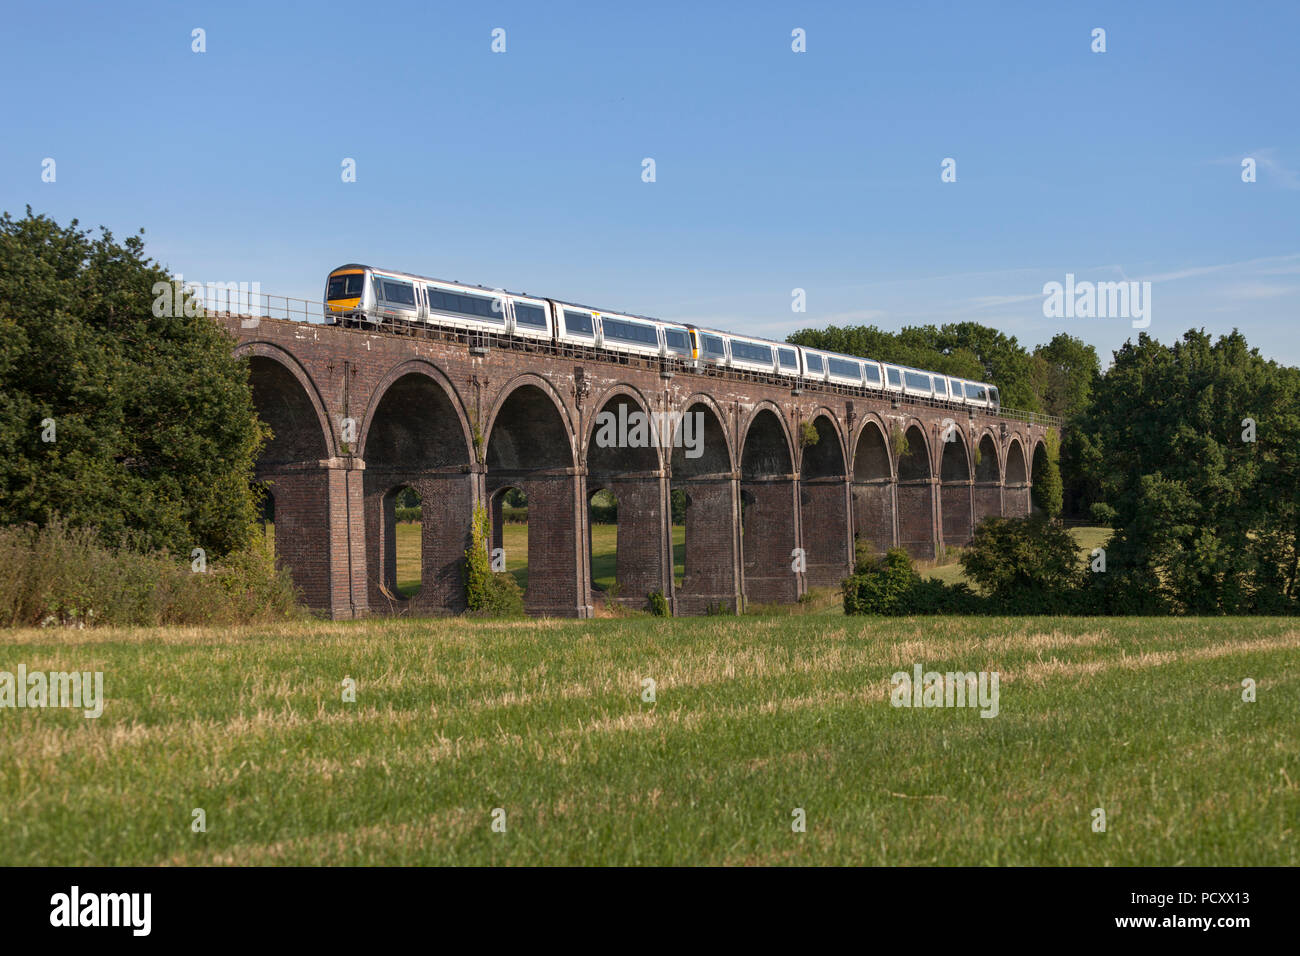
[[395, 521, 686, 597], [1, 614, 1295, 865]]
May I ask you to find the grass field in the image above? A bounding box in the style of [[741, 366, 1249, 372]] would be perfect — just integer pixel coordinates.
[[1, 613, 1295, 865], [395, 522, 1111, 596], [395, 522, 687, 596]]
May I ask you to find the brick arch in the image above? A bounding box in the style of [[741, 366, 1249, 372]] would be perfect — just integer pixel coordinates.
[[484, 374, 585, 617], [236, 341, 336, 462], [973, 429, 1002, 529], [938, 426, 973, 548], [672, 392, 736, 476], [235, 341, 341, 615], [739, 403, 800, 605], [358, 360, 476, 616], [356, 359, 475, 466], [896, 417, 934, 481], [671, 392, 741, 614], [851, 416, 895, 557], [852, 414, 894, 481], [1029, 437, 1049, 481], [484, 374, 578, 472], [584, 382, 664, 473], [896, 418, 936, 559], [583, 384, 669, 608], [799, 409, 851, 586], [1004, 437, 1030, 517], [799, 406, 848, 479], [739, 401, 796, 478]]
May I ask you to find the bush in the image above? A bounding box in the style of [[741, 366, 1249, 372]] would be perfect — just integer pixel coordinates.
[[843, 548, 921, 615], [647, 590, 670, 616], [1088, 502, 1117, 527], [469, 572, 525, 618], [959, 515, 1079, 606], [0, 519, 300, 627]]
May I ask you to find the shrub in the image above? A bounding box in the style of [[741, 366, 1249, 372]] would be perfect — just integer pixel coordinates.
[[0, 519, 300, 627], [843, 547, 921, 615], [647, 590, 670, 616], [959, 515, 1080, 607], [1089, 502, 1117, 526], [463, 503, 492, 612]]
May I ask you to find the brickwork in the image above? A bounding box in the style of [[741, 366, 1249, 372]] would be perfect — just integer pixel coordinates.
[[221, 315, 1047, 618]]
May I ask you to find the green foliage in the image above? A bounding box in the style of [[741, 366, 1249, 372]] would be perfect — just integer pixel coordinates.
[[799, 420, 819, 447], [960, 515, 1080, 608], [889, 423, 908, 458], [789, 320, 1044, 411], [670, 488, 687, 524], [1075, 329, 1300, 614], [1089, 502, 1117, 526], [463, 503, 492, 611], [1031, 429, 1064, 519], [843, 547, 921, 615], [646, 590, 670, 616], [463, 502, 524, 617], [0, 208, 268, 558], [1032, 333, 1100, 420], [0, 519, 299, 627]]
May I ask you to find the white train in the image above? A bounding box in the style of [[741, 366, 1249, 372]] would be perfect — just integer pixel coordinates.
[[324, 264, 1002, 412]]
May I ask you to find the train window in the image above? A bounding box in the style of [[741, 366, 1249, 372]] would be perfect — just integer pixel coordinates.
[[379, 280, 416, 306], [949, 378, 963, 396], [730, 340, 774, 364], [564, 310, 594, 335], [701, 334, 726, 358], [602, 317, 659, 346], [327, 273, 364, 299], [426, 286, 503, 322], [805, 353, 824, 374], [934, 377, 948, 397], [886, 367, 902, 387], [514, 302, 547, 328], [665, 329, 691, 354], [964, 383, 986, 401], [904, 371, 931, 391], [778, 348, 798, 370], [828, 357, 860, 380], [989, 387, 1000, 407], [863, 363, 882, 384]]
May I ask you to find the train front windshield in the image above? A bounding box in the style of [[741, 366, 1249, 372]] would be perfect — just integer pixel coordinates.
[[327, 273, 365, 300]]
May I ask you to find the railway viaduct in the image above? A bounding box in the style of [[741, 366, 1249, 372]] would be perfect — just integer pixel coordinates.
[[218, 313, 1054, 619]]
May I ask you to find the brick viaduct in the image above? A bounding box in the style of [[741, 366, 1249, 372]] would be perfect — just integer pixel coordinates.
[[218, 314, 1053, 619]]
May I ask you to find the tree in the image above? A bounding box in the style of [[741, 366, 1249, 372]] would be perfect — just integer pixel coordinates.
[[959, 515, 1080, 609], [0, 208, 267, 557], [1076, 329, 1299, 613], [1031, 428, 1064, 519], [1033, 333, 1100, 420]]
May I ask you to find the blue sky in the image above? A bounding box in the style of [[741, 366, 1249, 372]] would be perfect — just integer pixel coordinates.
[[4, 0, 1298, 365]]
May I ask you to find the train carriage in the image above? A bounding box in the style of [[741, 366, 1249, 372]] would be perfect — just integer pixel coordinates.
[[325, 264, 1003, 414]]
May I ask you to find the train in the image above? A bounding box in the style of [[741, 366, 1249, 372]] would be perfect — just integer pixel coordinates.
[[324, 263, 1002, 412]]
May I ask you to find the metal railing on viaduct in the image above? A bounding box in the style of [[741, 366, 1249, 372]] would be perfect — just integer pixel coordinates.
[[214, 297, 1057, 619]]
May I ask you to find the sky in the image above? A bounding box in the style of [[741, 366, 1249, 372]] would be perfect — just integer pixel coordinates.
[[3, 0, 1298, 366]]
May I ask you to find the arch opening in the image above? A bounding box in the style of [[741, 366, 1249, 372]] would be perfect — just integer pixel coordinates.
[[740, 409, 800, 605], [896, 424, 936, 559], [851, 421, 894, 557], [364, 369, 474, 614], [485, 383, 584, 616], [1004, 439, 1029, 517], [800, 415, 852, 586], [670, 401, 738, 614], [973, 434, 1001, 528], [586, 393, 669, 608], [939, 431, 973, 549]]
